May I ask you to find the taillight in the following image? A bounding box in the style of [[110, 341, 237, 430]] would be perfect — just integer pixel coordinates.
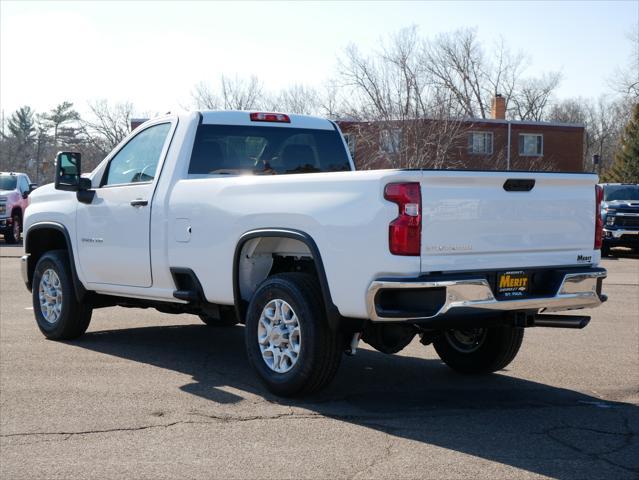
[[594, 184, 604, 249], [249, 112, 290, 123], [384, 182, 421, 256]]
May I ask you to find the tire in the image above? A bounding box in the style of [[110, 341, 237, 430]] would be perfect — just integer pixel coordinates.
[[32, 250, 92, 340], [4, 214, 20, 244], [245, 273, 342, 397], [433, 325, 524, 374], [199, 306, 239, 327]]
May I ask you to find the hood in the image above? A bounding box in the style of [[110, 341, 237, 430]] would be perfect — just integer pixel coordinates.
[[0, 189, 16, 196]]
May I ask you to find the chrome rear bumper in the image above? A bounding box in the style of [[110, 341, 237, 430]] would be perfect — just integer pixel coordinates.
[[367, 268, 607, 322]]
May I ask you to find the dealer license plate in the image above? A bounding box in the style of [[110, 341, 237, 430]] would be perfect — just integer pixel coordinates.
[[497, 271, 530, 297]]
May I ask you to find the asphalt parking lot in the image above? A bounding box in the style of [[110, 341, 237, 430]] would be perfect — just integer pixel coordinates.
[[0, 241, 637, 479]]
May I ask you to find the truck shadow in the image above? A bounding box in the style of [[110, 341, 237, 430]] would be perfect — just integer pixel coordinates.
[[75, 323, 638, 478]]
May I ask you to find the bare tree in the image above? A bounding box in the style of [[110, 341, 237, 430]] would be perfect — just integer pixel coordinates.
[[509, 73, 561, 121], [422, 28, 561, 121], [337, 28, 468, 169], [81, 100, 134, 154], [550, 96, 631, 172], [586, 96, 630, 172], [220, 74, 263, 110], [269, 84, 320, 115], [610, 26, 639, 99], [192, 81, 219, 109], [318, 80, 344, 119], [422, 28, 490, 118], [191, 75, 264, 110]]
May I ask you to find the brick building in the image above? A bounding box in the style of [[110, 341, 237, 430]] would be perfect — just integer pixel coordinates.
[[336, 95, 586, 172]]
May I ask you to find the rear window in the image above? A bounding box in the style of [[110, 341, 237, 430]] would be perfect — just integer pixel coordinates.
[[188, 124, 351, 175], [0, 176, 17, 190]]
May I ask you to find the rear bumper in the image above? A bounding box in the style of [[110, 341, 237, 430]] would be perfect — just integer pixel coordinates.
[[367, 267, 607, 322]]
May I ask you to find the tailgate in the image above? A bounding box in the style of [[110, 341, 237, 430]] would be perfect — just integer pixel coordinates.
[[420, 171, 598, 272]]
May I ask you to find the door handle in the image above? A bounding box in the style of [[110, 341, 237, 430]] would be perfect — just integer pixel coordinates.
[[130, 199, 148, 207]]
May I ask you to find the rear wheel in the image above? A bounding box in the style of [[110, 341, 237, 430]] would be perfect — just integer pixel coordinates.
[[4, 214, 20, 244], [433, 325, 524, 374], [32, 250, 92, 340], [245, 273, 342, 396]]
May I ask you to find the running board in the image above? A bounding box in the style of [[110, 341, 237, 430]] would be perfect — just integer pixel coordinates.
[[533, 314, 591, 329]]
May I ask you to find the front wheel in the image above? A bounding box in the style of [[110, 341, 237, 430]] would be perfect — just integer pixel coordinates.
[[245, 273, 342, 397], [433, 325, 524, 374], [32, 250, 92, 340], [4, 214, 21, 244]]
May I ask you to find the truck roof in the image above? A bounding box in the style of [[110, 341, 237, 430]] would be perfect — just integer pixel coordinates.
[[198, 110, 336, 131]]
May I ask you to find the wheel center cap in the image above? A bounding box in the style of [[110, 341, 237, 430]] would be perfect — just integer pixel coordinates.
[[269, 327, 287, 347]]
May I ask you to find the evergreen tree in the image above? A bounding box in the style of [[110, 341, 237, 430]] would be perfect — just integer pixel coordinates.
[[7, 106, 36, 146], [603, 103, 639, 183], [43, 101, 79, 147]]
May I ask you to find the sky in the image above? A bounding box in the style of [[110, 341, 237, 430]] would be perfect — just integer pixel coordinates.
[[1, 0, 637, 118]]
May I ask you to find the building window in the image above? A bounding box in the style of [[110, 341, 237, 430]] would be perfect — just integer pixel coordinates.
[[468, 131, 493, 154], [519, 134, 543, 156], [380, 128, 401, 154], [343, 133, 356, 157]]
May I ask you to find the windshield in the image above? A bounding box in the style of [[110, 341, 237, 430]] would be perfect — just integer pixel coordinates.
[[603, 184, 639, 202], [0, 176, 17, 191], [189, 124, 351, 175]]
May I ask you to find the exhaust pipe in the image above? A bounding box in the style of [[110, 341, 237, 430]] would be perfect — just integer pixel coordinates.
[[533, 314, 590, 329]]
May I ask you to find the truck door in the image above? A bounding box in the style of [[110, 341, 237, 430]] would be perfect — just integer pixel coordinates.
[[76, 122, 173, 287]]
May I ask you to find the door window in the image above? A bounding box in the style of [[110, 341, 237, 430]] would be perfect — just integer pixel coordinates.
[[18, 176, 29, 193], [103, 123, 171, 186]]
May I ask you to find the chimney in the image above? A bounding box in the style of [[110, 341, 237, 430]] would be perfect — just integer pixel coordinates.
[[491, 94, 506, 120]]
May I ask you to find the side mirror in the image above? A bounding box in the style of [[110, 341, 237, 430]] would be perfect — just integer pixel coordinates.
[[54, 152, 82, 191], [21, 191, 28, 199]]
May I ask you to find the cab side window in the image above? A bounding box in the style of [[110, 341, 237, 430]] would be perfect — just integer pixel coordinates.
[[103, 123, 171, 186], [18, 176, 29, 193]]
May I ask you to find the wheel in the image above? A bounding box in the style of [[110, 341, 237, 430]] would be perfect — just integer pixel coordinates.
[[433, 325, 524, 374], [4, 214, 20, 244], [32, 250, 92, 340], [245, 273, 342, 397], [199, 306, 239, 327]]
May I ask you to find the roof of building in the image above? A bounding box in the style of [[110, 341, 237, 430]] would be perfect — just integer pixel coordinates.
[[335, 117, 585, 129]]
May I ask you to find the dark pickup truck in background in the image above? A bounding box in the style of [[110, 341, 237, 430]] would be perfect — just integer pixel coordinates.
[[600, 183, 639, 256]]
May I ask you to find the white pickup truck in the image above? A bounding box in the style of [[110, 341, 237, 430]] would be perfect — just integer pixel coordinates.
[[22, 111, 607, 396]]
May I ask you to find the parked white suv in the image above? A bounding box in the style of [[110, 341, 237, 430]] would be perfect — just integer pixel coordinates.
[[22, 111, 607, 396]]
